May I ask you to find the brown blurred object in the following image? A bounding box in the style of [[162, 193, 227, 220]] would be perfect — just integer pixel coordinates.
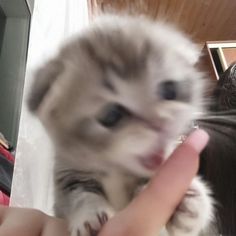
[[88, 0, 236, 45]]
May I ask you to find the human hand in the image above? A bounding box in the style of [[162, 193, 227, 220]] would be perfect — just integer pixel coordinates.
[[0, 206, 69, 236], [0, 129, 209, 236], [99, 129, 209, 236]]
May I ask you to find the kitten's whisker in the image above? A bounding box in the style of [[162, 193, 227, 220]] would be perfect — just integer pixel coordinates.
[[199, 109, 236, 120]]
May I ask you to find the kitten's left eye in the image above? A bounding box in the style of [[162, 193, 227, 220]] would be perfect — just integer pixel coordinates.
[[98, 104, 128, 128], [159, 80, 178, 100]]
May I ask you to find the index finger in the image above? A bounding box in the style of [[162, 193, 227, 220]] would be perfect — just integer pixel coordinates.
[[100, 129, 209, 236]]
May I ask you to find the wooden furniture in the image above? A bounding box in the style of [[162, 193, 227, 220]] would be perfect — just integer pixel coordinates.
[[201, 41, 236, 80]]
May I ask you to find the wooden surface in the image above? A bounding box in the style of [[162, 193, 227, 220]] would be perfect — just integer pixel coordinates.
[[222, 48, 236, 67], [90, 0, 236, 44]]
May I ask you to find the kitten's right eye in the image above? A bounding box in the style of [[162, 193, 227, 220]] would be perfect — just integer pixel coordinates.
[[98, 104, 128, 128]]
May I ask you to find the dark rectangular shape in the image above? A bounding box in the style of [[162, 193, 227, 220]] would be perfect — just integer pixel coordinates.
[[211, 48, 224, 77], [0, 0, 31, 148]]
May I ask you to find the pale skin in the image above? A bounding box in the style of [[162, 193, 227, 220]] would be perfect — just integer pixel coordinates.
[[0, 129, 209, 236]]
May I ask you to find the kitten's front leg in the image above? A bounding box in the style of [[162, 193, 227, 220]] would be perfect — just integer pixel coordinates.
[[54, 170, 115, 236], [166, 177, 213, 236], [68, 193, 115, 236]]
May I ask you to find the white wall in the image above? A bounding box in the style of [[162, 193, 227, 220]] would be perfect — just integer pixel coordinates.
[[10, 0, 89, 215]]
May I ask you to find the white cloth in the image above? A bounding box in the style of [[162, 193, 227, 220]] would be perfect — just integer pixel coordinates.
[[10, 0, 89, 215]]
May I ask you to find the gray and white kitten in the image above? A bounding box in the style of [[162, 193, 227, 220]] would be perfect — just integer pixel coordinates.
[[28, 15, 213, 236]]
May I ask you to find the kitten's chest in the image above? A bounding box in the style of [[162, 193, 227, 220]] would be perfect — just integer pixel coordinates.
[[101, 170, 142, 211]]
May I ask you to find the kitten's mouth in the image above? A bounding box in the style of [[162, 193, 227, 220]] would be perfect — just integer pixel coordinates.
[[138, 151, 164, 170]]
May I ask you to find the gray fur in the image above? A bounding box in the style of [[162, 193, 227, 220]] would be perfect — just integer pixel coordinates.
[[28, 15, 213, 236]]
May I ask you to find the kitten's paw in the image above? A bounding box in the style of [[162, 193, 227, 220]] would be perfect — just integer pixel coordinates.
[[166, 177, 213, 236], [70, 207, 114, 236]]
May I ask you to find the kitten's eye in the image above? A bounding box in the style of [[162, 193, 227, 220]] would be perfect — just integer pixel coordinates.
[[159, 80, 178, 100], [98, 104, 127, 128]]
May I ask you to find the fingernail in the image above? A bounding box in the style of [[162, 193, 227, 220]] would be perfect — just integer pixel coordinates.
[[184, 129, 209, 153]]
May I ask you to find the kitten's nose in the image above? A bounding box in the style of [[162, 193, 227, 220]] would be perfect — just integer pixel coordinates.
[[134, 114, 164, 132]]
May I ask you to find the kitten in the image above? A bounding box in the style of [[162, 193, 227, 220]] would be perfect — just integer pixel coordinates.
[[28, 15, 213, 236]]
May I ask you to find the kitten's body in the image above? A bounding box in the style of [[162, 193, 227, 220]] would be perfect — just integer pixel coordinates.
[[28, 15, 213, 236]]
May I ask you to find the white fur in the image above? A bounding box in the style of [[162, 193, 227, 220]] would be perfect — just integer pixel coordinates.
[[166, 177, 214, 236], [69, 193, 115, 236]]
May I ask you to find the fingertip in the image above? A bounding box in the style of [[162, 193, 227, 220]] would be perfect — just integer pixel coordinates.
[[184, 129, 209, 153]]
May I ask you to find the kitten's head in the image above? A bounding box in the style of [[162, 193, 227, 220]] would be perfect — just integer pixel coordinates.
[[28, 15, 204, 177]]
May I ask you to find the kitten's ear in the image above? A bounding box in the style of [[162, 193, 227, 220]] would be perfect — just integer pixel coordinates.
[[27, 59, 64, 113]]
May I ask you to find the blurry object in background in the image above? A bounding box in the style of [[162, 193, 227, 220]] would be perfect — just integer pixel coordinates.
[[0, 191, 10, 205], [0, 132, 9, 149], [0, 130, 15, 205], [0, 132, 14, 153], [0, 144, 14, 163], [0, 154, 14, 196], [0, 131, 14, 204], [201, 41, 236, 81], [212, 62, 236, 111]]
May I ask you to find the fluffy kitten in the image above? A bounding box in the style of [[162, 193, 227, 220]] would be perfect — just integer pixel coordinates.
[[28, 15, 213, 236]]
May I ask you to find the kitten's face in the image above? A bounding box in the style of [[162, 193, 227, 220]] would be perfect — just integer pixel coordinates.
[[29, 16, 204, 177]]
